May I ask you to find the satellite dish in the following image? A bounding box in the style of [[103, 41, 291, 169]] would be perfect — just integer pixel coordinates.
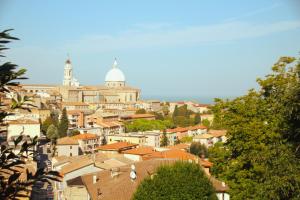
[[130, 164, 137, 181], [130, 171, 137, 180]]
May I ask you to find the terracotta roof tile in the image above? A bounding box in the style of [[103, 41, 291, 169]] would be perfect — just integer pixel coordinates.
[[209, 130, 227, 137], [7, 119, 39, 125], [96, 142, 138, 152], [142, 149, 197, 161], [166, 143, 190, 150], [72, 133, 99, 140], [57, 137, 79, 145], [193, 133, 213, 139], [122, 146, 154, 155], [81, 159, 228, 200]]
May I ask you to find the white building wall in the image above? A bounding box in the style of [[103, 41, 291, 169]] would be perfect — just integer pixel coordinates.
[[216, 193, 230, 200], [56, 145, 79, 157], [124, 154, 141, 161], [7, 124, 40, 139], [144, 134, 160, 147]]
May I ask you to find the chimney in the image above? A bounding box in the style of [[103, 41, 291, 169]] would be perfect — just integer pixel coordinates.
[[93, 175, 97, 184]]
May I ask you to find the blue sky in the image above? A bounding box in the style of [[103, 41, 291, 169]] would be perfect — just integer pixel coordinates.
[[0, 0, 300, 101]]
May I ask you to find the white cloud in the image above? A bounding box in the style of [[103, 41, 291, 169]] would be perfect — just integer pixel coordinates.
[[62, 20, 300, 53]]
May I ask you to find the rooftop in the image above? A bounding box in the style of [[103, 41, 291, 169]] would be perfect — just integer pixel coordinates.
[[209, 129, 227, 137], [81, 159, 228, 200], [96, 142, 138, 152], [7, 119, 39, 125], [122, 146, 154, 156], [72, 133, 99, 140], [57, 137, 79, 145], [142, 149, 197, 161], [193, 134, 213, 139]]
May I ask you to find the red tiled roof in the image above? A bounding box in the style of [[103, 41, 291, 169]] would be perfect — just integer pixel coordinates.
[[166, 143, 190, 150], [123, 114, 155, 119], [7, 119, 39, 125], [166, 127, 188, 133], [96, 121, 123, 128], [188, 125, 207, 130], [96, 142, 138, 151], [209, 130, 227, 137], [57, 137, 79, 145], [62, 102, 88, 106], [122, 146, 154, 155], [142, 149, 197, 161], [72, 133, 99, 140]]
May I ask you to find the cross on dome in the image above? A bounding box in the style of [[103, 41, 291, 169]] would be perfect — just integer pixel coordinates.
[[113, 58, 118, 68]]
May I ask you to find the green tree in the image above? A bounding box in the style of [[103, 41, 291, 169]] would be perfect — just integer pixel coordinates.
[[194, 112, 201, 125], [132, 162, 217, 200], [180, 136, 193, 143], [154, 112, 164, 120], [209, 57, 300, 199], [160, 130, 168, 147], [172, 105, 178, 119], [190, 142, 208, 158], [46, 124, 58, 139], [50, 110, 59, 127], [58, 107, 69, 137], [0, 29, 61, 199], [41, 116, 53, 134], [201, 118, 211, 128], [208, 142, 229, 178], [69, 129, 80, 136], [125, 119, 174, 132], [135, 108, 146, 114]]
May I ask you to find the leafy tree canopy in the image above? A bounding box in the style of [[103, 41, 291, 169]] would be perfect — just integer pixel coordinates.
[[132, 162, 217, 200], [135, 108, 146, 114], [125, 119, 174, 132], [190, 142, 208, 158], [210, 56, 300, 199]]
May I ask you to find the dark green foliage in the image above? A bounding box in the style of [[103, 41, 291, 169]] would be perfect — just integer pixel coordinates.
[[180, 136, 193, 143], [0, 29, 61, 199], [173, 116, 194, 127], [154, 112, 164, 120], [135, 109, 146, 114], [190, 142, 208, 158], [50, 110, 59, 127], [194, 112, 201, 125], [58, 107, 68, 137], [69, 129, 80, 136], [125, 119, 174, 132], [132, 162, 217, 200], [160, 130, 168, 147], [208, 142, 229, 178], [201, 118, 211, 128], [46, 124, 58, 139], [210, 57, 300, 199], [172, 105, 195, 127], [101, 135, 107, 145], [172, 105, 178, 119]]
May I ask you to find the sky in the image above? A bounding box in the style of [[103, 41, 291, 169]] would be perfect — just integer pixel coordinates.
[[0, 0, 300, 101]]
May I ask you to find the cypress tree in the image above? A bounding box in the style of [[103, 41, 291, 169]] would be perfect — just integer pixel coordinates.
[[194, 112, 201, 125], [160, 130, 169, 147], [58, 107, 69, 137]]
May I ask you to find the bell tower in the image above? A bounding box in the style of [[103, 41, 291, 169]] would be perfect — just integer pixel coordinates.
[[63, 58, 73, 86]]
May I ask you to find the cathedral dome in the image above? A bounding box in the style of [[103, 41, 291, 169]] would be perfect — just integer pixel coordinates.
[[105, 59, 126, 82]]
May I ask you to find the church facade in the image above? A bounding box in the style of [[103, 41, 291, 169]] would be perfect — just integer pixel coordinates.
[[21, 58, 141, 105]]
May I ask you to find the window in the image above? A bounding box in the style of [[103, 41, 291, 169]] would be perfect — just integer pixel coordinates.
[[70, 146, 72, 149], [70, 153, 72, 156]]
